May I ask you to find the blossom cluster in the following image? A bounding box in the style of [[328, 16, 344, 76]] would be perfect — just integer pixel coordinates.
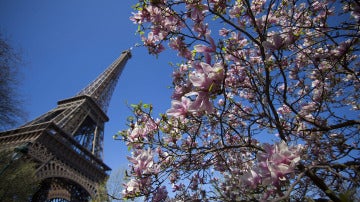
[[167, 61, 224, 117], [122, 147, 165, 200], [241, 142, 302, 191], [121, 0, 360, 201], [218, 141, 303, 200]]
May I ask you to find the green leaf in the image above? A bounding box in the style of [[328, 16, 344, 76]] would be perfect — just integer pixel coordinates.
[[136, 25, 144, 35], [208, 82, 215, 92], [339, 189, 356, 202], [191, 49, 197, 57]]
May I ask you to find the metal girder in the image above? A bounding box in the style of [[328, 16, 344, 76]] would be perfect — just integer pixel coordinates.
[[0, 51, 131, 201]]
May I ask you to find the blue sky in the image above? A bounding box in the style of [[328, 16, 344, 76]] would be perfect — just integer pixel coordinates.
[[0, 0, 175, 174]]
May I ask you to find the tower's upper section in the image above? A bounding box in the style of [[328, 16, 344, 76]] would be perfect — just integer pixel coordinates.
[[17, 50, 131, 160], [77, 50, 131, 112]]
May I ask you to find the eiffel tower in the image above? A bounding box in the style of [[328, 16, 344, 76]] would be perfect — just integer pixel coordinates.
[[0, 50, 131, 201]]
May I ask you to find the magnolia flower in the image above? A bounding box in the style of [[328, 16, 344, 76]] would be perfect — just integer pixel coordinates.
[[189, 5, 207, 21], [130, 11, 146, 24], [186, 91, 214, 114], [128, 125, 146, 142], [219, 28, 230, 36], [262, 33, 284, 51], [122, 179, 140, 197], [193, 35, 216, 53], [152, 186, 168, 202], [142, 32, 158, 46], [171, 84, 191, 100], [142, 32, 165, 54], [240, 170, 261, 188], [127, 117, 157, 143], [277, 104, 291, 115], [193, 21, 210, 37], [241, 142, 302, 188], [169, 37, 192, 59], [299, 102, 318, 116], [127, 148, 160, 177], [189, 62, 224, 92], [166, 96, 192, 119], [263, 142, 302, 182]]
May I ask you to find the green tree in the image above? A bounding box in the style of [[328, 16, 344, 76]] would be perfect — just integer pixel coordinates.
[[0, 34, 26, 131], [0, 149, 39, 202], [91, 178, 110, 202]]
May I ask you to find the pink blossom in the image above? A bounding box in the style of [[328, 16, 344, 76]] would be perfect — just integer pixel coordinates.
[[171, 84, 191, 100], [189, 5, 207, 21], [122, 179, 141, 197], [262, 33, 285, 51], [166, 96, 192, 119], [299, 102, 318, 116], [130, 11, 146, 24], [219, 28, 230, 36], [251, 0, 266, 13], [127, 0, 360, 200], [218, 98, 225, 106], [240, 170, 261, 188], [142, 32, 165, 54], [146, 5, 162, 22], [128, 125, 146, 142], [331, 39, 352, 57], [194, 35, 216, 63], [263, 142, 301, 181], [186, 91, 214, 114], [127, 117, 157, 143], [242, 142, 302, 188], [164, 15, 182, 32], [169, 36, 192, 59], [277, 104, 291, 115], [194, 35, 216, 53], [351, 4, 360, 21], [189, 62, 224, 92], [127, 148, 160, 177], [152, 186, 168, 202], [193, 22, 210, 37]]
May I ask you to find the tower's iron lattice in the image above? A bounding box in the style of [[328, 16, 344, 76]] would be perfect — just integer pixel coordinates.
[[0, 50, 131, 201]]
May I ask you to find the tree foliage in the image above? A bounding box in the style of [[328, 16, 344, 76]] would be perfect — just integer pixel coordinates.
[[91, 179, 111, 202], [0, 149, 39, 202], [0, 34, 26, 131], [119, 0, 360, 201], [91, 168, 144, 202], [106, 168, 127, 201]]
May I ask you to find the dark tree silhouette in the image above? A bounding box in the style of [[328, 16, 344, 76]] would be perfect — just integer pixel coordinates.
[[0, 34, 26, 131]]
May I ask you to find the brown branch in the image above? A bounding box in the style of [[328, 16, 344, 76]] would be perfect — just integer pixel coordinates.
[[298, 163, 341, 202]]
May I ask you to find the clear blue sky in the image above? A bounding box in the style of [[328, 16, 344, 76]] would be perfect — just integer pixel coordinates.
[[0, 0, 175, 173]]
